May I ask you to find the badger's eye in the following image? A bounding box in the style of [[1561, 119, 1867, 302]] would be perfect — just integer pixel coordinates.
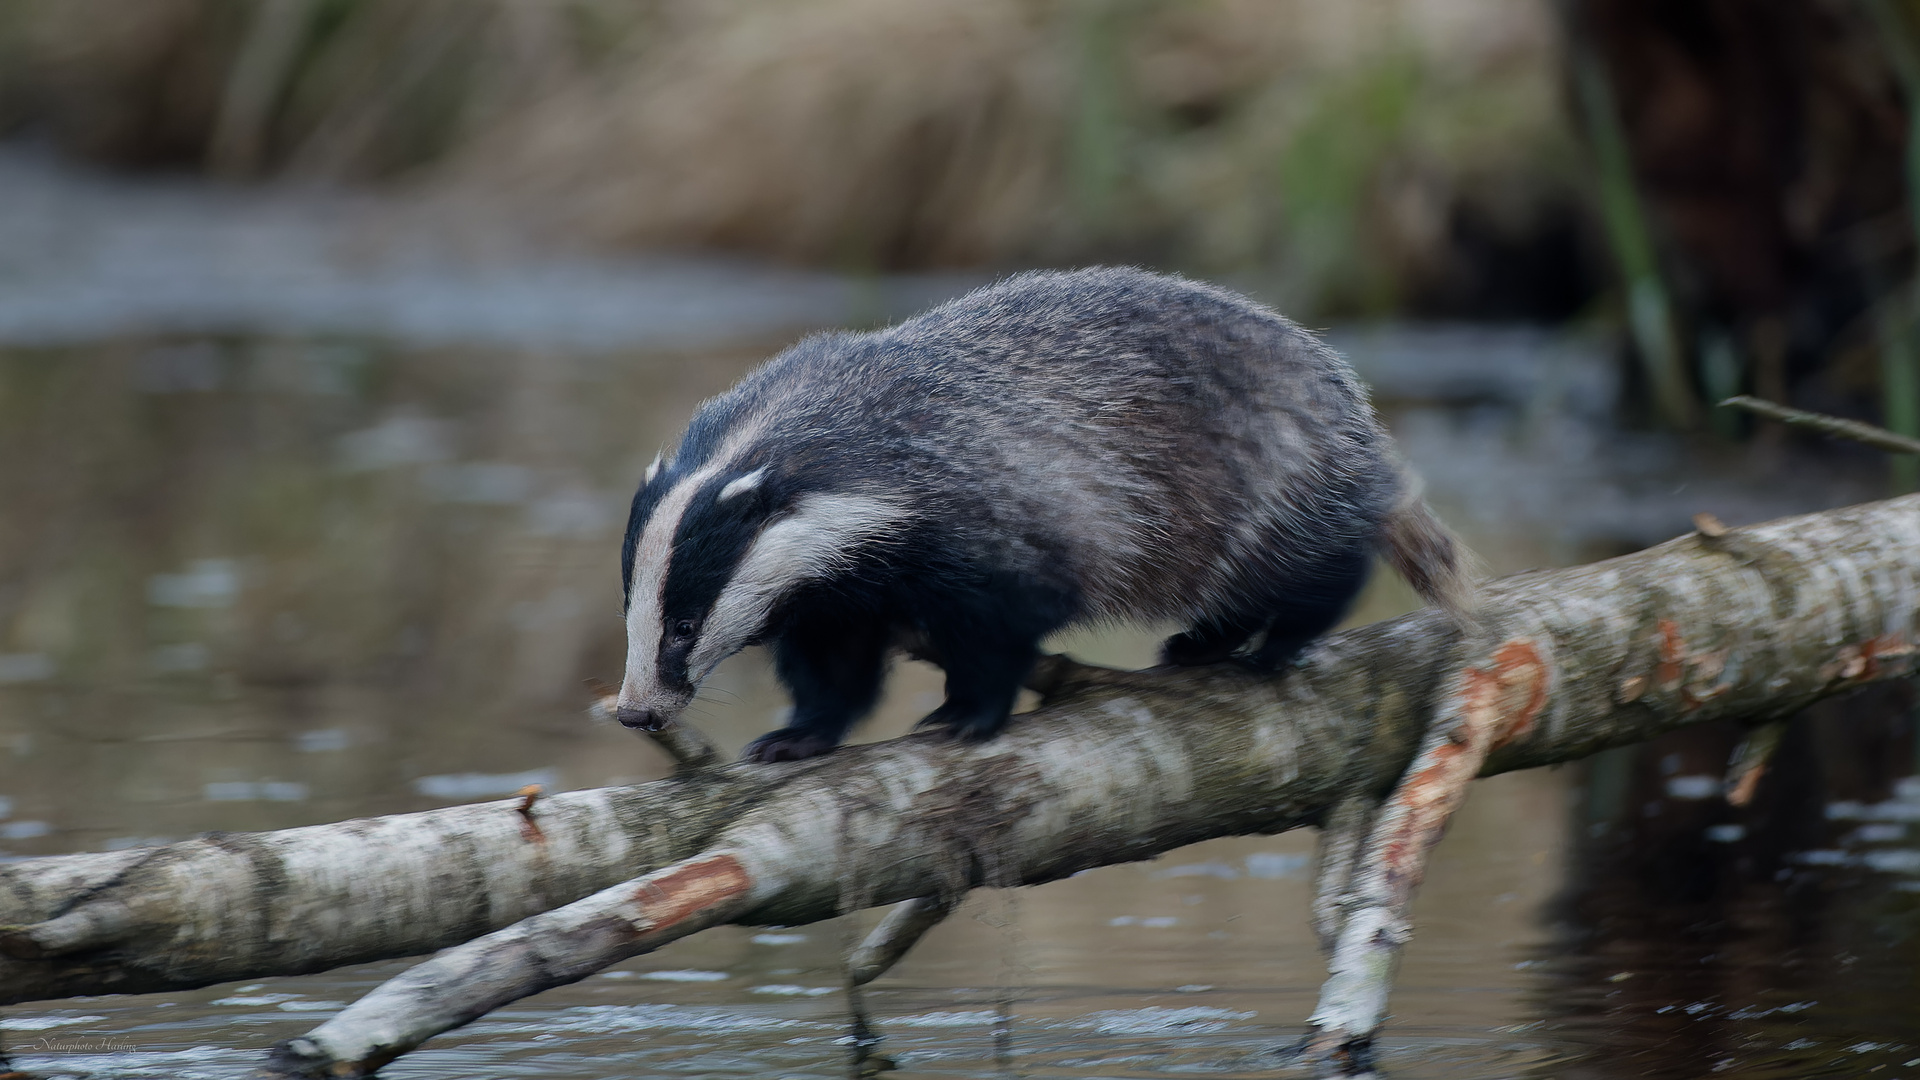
[[670, 618, 697, 643]]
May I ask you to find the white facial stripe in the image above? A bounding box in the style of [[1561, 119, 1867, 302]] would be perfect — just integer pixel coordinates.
[[620, 425, 765, 709], [688, 494, 903, 678], [718, 467, 766, 502]]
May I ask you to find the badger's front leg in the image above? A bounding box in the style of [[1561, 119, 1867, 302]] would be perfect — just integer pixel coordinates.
[[743, 615, 891, 763]]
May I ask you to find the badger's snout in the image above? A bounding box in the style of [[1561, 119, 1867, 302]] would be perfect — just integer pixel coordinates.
[[615, 705, 667, 731]]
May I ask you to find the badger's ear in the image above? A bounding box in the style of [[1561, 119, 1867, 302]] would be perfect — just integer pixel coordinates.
[[716, 466, 768, 504]]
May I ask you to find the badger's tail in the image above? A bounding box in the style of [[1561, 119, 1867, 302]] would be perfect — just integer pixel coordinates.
[[1380, 480, 1480, 625]]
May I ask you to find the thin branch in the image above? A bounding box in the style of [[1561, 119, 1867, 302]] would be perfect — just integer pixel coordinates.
[[1310, 796, 1377, 954], [847, 894, 966, 987], [1724, 720, 1789, 807], [843, 893, 967, 1078], [643, 720, 722, 773], [1720, 395, 1920, 455]]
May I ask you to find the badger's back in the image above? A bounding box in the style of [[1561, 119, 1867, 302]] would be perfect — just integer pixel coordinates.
[[674, 267, 1398, 626]]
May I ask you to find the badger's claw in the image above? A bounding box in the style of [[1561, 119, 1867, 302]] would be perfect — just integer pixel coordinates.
[[914, 703, 1011, 743], [740, 728, 840, 763]]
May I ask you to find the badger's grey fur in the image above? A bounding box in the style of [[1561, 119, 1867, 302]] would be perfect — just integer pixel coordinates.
[[617, 267, 1474, 762]]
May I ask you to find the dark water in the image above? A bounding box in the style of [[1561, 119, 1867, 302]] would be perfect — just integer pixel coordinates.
[[0, 251, 1914, 1076]]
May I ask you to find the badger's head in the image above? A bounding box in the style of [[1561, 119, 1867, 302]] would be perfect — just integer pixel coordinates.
[[615, 449, 901, 732]]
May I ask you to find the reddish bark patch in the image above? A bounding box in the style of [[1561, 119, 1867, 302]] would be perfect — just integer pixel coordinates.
[[1655, 619, 1686, 691], [1377, 821, 1424, 887], [631, 854, 751, 934], [1860, 633, 1916, 681], [1377, 638, 1549, 884], [1403, 743, 1470, 805], [1726, 763, 1766, 807], [1378, 743, 1474, 877], [1463, 639, 1549, 750]]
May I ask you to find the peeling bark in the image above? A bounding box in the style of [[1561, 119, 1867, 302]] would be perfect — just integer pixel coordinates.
[[5, 496, 1919, 1076]]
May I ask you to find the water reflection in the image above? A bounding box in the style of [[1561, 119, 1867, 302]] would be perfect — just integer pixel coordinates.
[[1537, 685, 1920, 1079], [0, 336, 740, 853], [0, 330, 1914, 1079]]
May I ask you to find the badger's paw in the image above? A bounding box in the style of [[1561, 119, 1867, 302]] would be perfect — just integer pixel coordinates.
[[1159, 630, 1238, 667], [740, 728, 840, 763], [1160, 621, 1262, 666], [914, 702, 1011, 743]]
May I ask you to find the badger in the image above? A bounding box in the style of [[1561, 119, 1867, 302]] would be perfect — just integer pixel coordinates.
[[615, 267, 1473, 762]]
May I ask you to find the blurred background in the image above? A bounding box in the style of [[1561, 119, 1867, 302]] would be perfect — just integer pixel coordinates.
[[0, 2, 1916, 1078]]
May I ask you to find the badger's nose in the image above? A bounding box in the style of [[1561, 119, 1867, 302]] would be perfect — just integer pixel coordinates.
[[615, 705, 665, 731]]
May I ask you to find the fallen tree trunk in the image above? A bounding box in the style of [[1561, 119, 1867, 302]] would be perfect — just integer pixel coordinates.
[[6, 495, 1919, 1077]]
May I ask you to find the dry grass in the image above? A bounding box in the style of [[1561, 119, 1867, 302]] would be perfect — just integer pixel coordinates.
[[0, 0, 1583, 313], [447, 0, 1579, 294], [458, 0, 1071, 267], [0, 0, 646, 175]]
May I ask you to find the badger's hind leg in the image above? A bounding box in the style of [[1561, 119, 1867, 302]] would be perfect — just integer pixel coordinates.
[[744, 613, 892, 763], [1242, 542, 1374, 672]]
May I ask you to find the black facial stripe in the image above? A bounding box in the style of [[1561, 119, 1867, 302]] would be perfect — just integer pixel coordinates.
[[660, 474, 778, 631], [654, 638, 696, 691]]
